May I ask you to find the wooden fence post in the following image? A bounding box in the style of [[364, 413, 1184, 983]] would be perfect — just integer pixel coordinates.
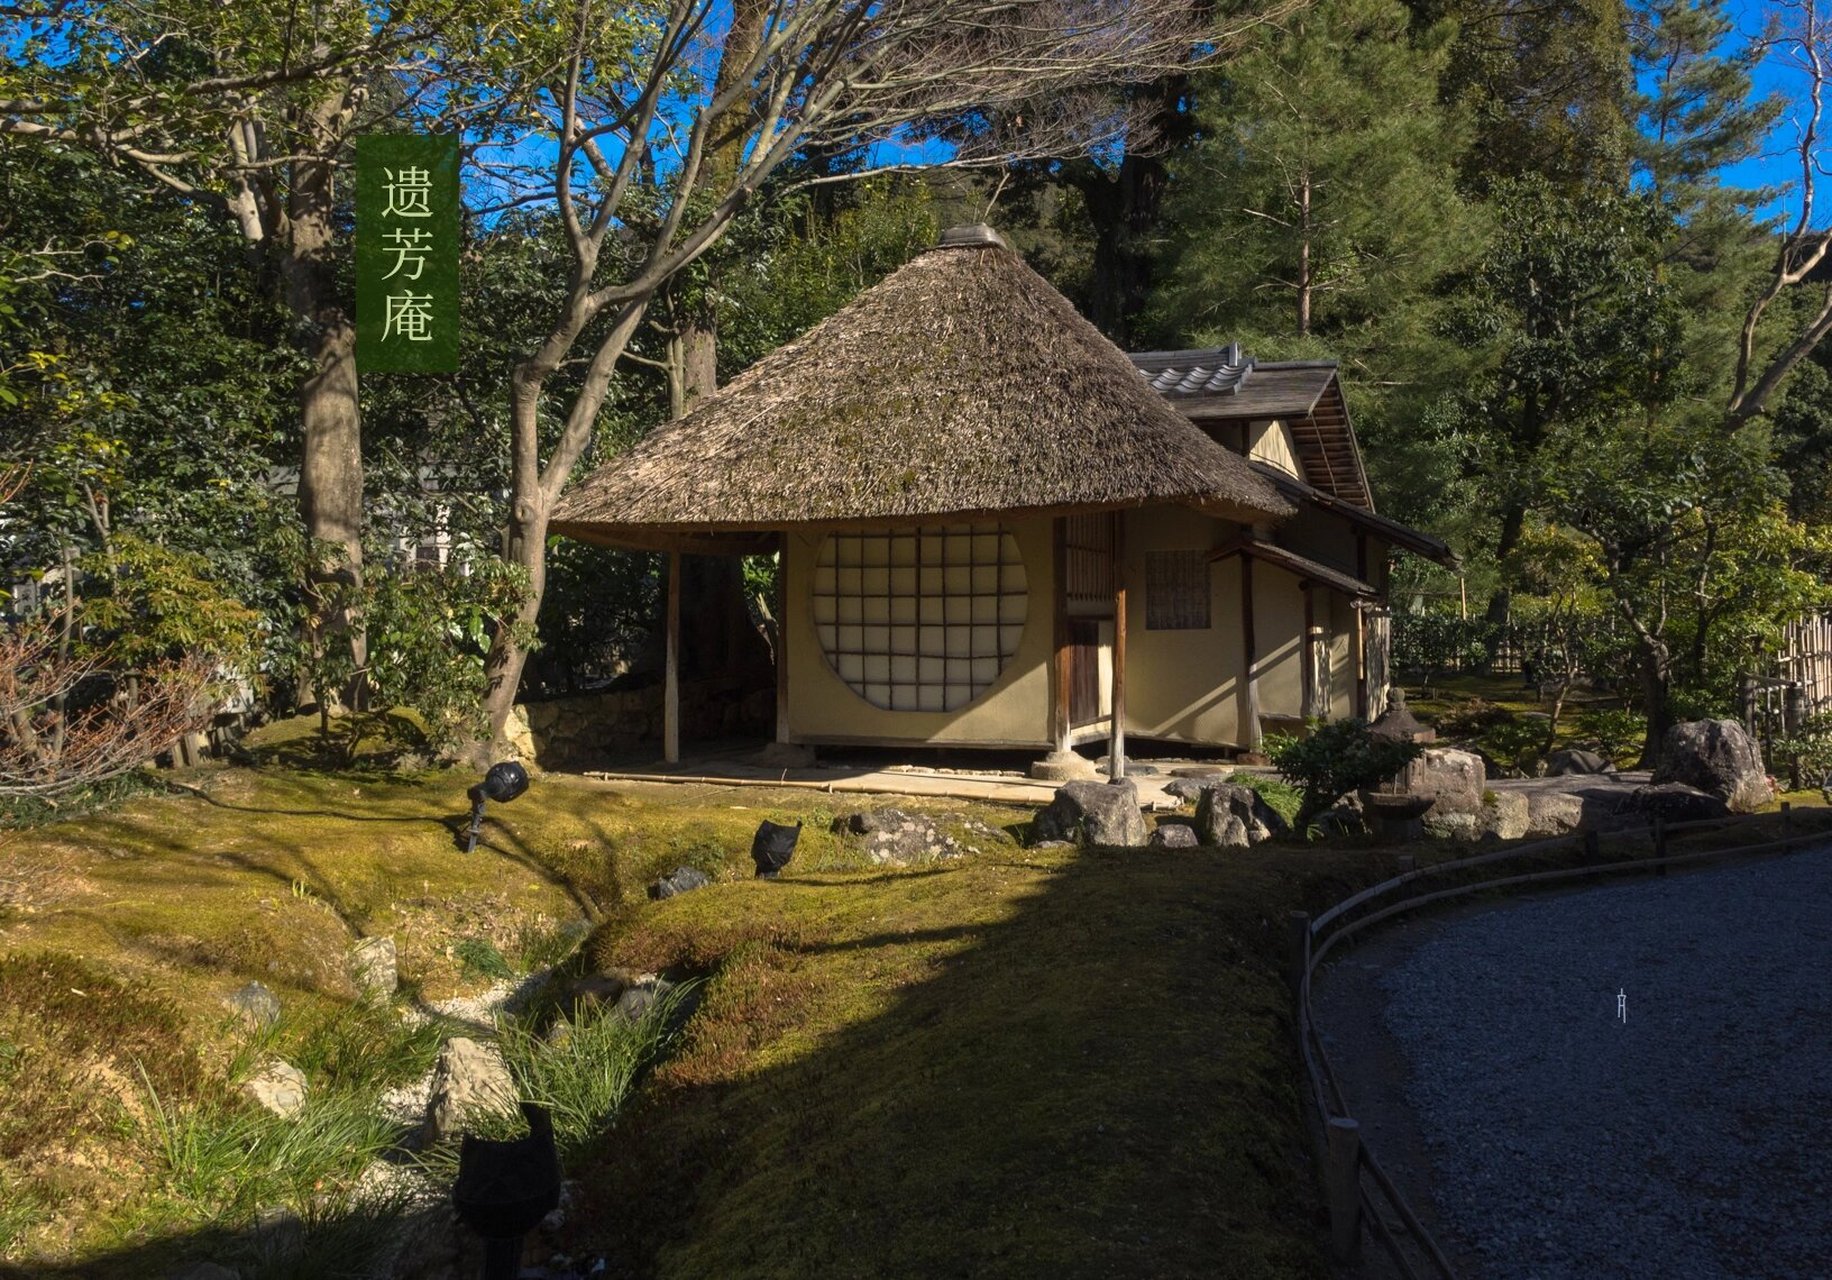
[[1781, 800, 1792, 844], [1653, 813, 1667, 874], [1326, 1117, 1362, 1263], [1583, 830, 1599, 865], [1287, 910, 1311, 1002]]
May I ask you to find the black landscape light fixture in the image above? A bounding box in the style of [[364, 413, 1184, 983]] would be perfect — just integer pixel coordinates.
[[751, 818, 802, 878], [453, 1101, 562, 1280], [465, 761, 530, 854]]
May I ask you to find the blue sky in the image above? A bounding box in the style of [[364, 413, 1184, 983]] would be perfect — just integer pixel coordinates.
[[1717, 0, 1815, 227]]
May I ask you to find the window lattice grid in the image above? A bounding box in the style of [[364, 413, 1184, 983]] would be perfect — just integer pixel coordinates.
[[1145, 549, 1211, 630], [813, 524, 1027, 711]]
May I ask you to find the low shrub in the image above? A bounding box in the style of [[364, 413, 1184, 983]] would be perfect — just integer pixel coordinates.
[[1434, 696, 1514, 740], [1577, 706, 1647, 763], [1265, 720, 1424, 830]]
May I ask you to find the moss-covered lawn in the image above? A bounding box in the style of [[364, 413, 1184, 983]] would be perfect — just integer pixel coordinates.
[[0, 718, 1419, 1277]]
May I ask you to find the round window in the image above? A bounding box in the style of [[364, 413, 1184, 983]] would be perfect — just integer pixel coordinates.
[[811, 523, 1028, 711]]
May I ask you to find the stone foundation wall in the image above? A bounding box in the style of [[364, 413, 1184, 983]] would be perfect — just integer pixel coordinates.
[[515, 675, 774, 765]]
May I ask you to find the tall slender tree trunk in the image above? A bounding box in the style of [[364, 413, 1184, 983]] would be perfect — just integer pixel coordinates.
[[1296, 170, 1312, 337], [285, 91, 366, 705], [1636, 637, 1672, 769], [672, 0, 773, 685]]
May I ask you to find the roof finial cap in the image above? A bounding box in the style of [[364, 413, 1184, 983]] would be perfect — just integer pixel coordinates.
[[936, 223, 1007, 250]]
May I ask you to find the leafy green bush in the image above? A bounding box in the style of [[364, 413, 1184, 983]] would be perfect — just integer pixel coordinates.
[[1265, 720, 1424, 830], [1770, 712, 1832, 796], [1476, 716, 1546, 777], [1577, 706, 1647, 763], [1434, 696, 1514, 740]]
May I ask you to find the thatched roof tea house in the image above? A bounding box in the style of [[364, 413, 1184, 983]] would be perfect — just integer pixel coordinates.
[[551, 225, 1455, 770]]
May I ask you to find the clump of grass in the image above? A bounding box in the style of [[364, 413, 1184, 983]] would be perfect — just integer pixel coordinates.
[[517, 916, 590, 973], [454, 937, 514, 981], [284, 1001, 446, 1093], [139, 1070, 397, 1228], [496, 985, 691, 1160], [1228, 771, 1304, 828], [0, 1173, 45, 1258]]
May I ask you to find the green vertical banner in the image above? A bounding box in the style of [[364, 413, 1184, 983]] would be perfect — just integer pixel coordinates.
[[356, 134, 460, 373]]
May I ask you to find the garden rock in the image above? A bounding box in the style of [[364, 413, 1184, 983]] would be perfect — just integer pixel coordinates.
[[832, 808, 967, 864], [1194, 783, 1271, 847], [1149, 822, 1200, 849], [1165, 777, 1291, 837], [1483, 791, 1531, 840], [1651, 719, 1770, 813], [423, 1036, 517, 1144], [1396, 748, 1487, 815], [615, 975, 675, 1022], [1422, 811, 1485, 841], [648, 866, 712, 899], [1031, 779, 1149, 847], [1623, 782, 1732, 825], [349, 936, 397, 998], [1525, 790, 1587, 837], [223, 980, 281, 1030], [1545, 748, 1614, 777], [243, 1060, 307, 1118]]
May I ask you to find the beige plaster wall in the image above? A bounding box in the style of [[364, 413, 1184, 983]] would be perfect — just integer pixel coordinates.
[[783, 517, 1055, 747], [1254, 565, 1307, 721], [1330, 591, 1358, 721], [1118, 506, 1244, 746]]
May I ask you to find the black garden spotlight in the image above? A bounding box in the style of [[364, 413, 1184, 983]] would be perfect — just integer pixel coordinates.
[[465, 761, 530, 854], [452, 1100, 562, 1280], [750, 819, 802, 878]]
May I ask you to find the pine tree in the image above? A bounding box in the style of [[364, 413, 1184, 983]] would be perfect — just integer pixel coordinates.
[[1420, 0, 1638, 192], [1153, 0, 1478, 349]]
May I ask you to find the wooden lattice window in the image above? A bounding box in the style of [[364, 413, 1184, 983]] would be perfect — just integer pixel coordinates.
[[812, 524, 1028, 711], [1063, 513, 1115, 615], [1146, 549, 1210, 630]]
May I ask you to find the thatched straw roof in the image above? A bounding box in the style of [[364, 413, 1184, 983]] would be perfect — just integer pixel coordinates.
[[551, 225, 1292, 549]]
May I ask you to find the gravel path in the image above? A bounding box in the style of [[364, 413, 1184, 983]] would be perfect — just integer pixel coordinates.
[[1314, 844, 1832, 1280]]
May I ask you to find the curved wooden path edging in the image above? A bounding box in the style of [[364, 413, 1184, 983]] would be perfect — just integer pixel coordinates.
[[1290, 803, 1828, 1279]]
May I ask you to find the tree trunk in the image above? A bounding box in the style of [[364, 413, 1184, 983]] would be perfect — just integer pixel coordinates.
[[285, 97, 366, 706], [1297, 169, 1312, 338], [1071, 76, 1190, 345], [1484, 501, 1527, 628], [1635, 640, 1672, 769]]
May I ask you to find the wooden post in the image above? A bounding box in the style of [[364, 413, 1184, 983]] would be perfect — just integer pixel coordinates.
[[1326, 1117, 1362, 1263], [1286, 910, 1310, 1001], [1052, 519, 1071, 752], [1354, 536, 1369, 718], [1396, 854, 1415, 874], [1781, 800, 1793, 843], [1583, 830, 1600, 865], [1111, 514, 1127, 780], [1652, 812, 1667, 873], [774, 535, 790, 745], [665, 550, 681, 765], [1241, 552, 1260, 751]]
